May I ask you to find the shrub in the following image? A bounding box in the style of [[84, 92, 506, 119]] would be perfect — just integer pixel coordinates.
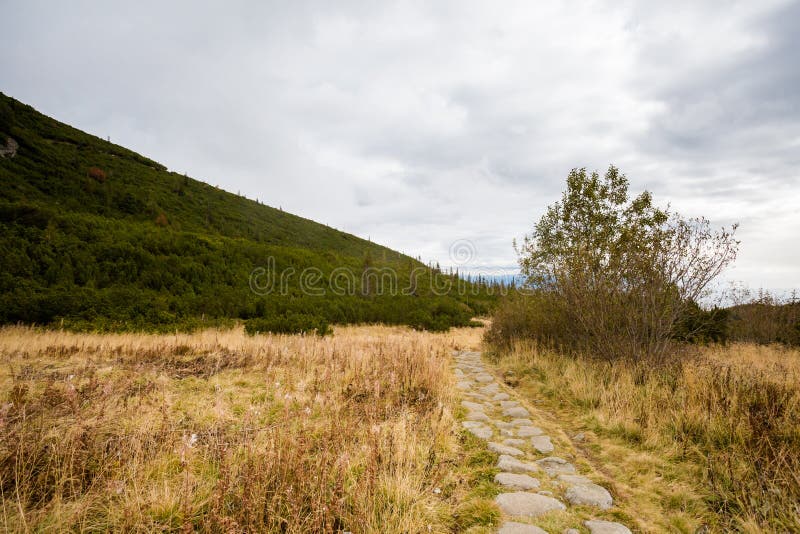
[[484, 292, 568, 350], [512, 166, 738, 361], [244, 313, 331, 336], [154, 212, 169, 226], [87, 166, 106, 182], [726, 288, 800, 346], [406, 309, 434, 331], [672, 301, 729, 344]]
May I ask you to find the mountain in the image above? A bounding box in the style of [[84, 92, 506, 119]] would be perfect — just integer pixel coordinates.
[[0, 93, 494, 332]]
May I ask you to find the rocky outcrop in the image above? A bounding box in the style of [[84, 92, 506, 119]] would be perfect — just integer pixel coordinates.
[[0, 137, 18, 158]]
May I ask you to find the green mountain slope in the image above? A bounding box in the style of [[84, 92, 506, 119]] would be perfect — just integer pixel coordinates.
[[0, 93, 495, 332]]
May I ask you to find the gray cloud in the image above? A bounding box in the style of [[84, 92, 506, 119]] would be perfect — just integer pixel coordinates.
[[1, 0, 798, 290]]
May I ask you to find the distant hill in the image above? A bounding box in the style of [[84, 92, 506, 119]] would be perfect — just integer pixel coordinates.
[[0, 93, 495, 332]]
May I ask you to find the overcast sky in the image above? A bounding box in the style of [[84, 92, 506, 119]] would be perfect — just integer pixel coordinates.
[[2, 0, 798, 291]]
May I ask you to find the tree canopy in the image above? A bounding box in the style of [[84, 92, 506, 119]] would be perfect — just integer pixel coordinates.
[[516, 166, 738, 360]]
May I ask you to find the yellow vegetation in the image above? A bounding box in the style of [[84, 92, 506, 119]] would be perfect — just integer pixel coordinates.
[[487, 341, 800, 532], [0, 324, 487, 532]]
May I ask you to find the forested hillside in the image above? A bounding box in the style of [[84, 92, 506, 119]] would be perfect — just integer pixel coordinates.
[[0, 93, 494, 332]]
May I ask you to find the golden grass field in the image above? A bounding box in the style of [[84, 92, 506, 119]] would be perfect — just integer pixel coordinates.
[[487, 341, 800, 532], [2, 323, 798, 532], [0, 325, 496, 533]]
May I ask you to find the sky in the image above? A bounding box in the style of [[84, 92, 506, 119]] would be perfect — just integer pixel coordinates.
[[2, 0, 798, 291]]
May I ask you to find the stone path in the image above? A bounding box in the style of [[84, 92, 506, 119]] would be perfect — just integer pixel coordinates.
[[453, 350, 633, 534]]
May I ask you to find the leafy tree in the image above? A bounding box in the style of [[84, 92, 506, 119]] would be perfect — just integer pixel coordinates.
[[516, 166, 738, 361]]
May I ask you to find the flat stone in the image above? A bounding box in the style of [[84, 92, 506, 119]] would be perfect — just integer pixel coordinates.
[[479, 383, 500, 395], [462, 400, 486, 411], [565, 483, 613, 509], [488, 442, 525, 456], [584, 520, 632, 534], [517, 426, 544, 437], [456, 381, 473, 390], [466, 411, 489, 422], [535, 457, 576, 476], [564, 529, 581, 534], [500, 428, 515, 437], [530, 435, 554, 453], [475, 373, 494, 383], [557, 474, 592, 486], [497, 521, 548, 534], [495, 492, 566, 517], [495, 421, 513, 429], [467, 425, 493, 440], [511, 418, 534, 427], [494, 472, 540, 490], [497, 454, 540, 474], [503, 438, 527, 447], [493, 392, 511, 401], [461, 421, 485, 429], [503, 406, 531, 418], [500, 400, 520, 409], [453, 368, 464, 376]]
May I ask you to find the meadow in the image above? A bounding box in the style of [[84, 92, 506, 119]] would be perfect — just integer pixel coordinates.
[[0, 324, 497, 533], [4, 320, 798, 532], [486, 340, 800, 532]]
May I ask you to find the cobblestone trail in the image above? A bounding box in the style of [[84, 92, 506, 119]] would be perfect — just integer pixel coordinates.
[[453, 350, 632, 534]]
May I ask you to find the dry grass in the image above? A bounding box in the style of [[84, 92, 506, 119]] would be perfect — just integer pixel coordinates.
[[487, 341, 800, 532], [701, 342, 800, 382], [0, 324, 486, 532]]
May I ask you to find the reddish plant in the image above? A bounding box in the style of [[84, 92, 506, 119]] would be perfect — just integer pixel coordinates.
[[87, 167, 106, 182]]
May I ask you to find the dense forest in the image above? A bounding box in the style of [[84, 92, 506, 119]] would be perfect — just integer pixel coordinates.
[[0, 93, 497, 333]]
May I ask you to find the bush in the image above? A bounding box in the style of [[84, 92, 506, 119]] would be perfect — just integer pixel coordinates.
[[244, 314, 331, 336], [406, 310, 450, 332], [484, 292, 568, 350], [726, 288, 800, 346], [87, 167, 106, 182], [672, 301, 729, 344], [511, 166, 738, 361]]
